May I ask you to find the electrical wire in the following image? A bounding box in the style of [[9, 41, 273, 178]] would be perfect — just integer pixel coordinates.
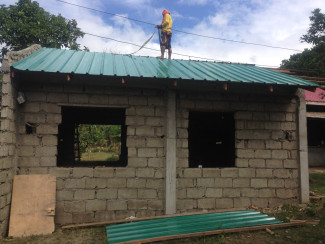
[[84, 32, 279, 67], [54, 0, 303, 52]]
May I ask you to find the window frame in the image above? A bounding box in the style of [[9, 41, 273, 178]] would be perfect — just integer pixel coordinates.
[[57, 106, 127, 167]]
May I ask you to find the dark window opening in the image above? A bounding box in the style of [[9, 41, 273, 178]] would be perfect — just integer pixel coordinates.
[[307, 118, 325, 147], [25, 122, 37, 134], [188, 111, 235, 168], [58, 107, 127, 167], [307, 105, 325, 113]]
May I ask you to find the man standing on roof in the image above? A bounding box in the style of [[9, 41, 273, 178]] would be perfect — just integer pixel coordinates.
[[156, 9, 172, 59]]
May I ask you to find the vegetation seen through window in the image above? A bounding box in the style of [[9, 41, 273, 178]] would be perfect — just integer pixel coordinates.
[[75, 124, 121, 162]]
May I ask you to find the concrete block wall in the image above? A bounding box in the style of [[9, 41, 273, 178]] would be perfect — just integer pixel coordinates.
[[16, 83, 301, 224], [0, 72, 16, 236], [0, 44, 41, 236], [176, 91, 299, 212], [16, 83, 166, 224]]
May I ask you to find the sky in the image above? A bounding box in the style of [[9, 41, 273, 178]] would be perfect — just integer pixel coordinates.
[[1, 0, 325, 67]]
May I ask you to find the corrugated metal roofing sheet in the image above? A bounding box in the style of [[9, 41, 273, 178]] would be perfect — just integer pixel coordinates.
[[106, 210, 282, 244], [13, 48, 317, 87], [305, 88, 325, 102]]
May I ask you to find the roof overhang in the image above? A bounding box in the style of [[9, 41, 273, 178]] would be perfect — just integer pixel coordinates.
[[11, 48, 319, 90]]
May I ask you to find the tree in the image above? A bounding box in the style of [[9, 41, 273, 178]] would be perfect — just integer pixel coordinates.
[[0, 72, 2, 106], [281, 8, 325, 77], [0, 0, 85, 60], [301, 8, 325, 45], [77, 124, 121, 161], [78, 124, 107, 160], [280, 43, 325, 76]]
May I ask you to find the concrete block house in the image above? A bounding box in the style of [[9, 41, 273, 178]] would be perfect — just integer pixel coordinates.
[[0, 45, 317, 236]]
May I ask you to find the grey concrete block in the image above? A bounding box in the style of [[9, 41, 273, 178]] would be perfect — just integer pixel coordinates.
[[85, 199, 106, 211]]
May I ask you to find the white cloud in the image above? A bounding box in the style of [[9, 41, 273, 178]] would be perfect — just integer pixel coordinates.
[[0, 0, 18, 5], [111, 0, 152, 6], [177, 0, 210, 5], [208, 13, 230, 27], [1, 0, 325, 67], [170, 0, 325, 66]]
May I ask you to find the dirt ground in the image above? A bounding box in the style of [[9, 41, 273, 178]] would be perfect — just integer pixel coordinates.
[[1, 222, 324, 244], [2, 226, 107, 244], [2, 171, 325, 244], [309, 167, 325, 173]]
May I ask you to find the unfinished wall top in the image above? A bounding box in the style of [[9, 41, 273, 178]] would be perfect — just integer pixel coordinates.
[[1, 44, 42, 73]]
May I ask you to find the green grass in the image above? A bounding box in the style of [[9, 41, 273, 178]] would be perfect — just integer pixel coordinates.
[[272, 203, 323, 222], [310, 173, 325, 195], [3, 226, 107, 244]]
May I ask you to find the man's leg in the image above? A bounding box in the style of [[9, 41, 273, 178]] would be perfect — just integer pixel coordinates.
[[167, 33, 172, 59], [158, 32, 167, 58], [160, 46, 166, 58]]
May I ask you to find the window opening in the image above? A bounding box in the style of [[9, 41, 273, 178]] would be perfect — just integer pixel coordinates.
[[58, 107, 127, 167], [188, 111, 235, 168], [307, 118, 325, 147], [25, 122, 38, 134]]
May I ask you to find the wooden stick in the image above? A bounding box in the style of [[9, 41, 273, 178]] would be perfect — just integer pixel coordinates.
[[62, 208, 246, 229], [119, 221, 306, 244], [293, 220, 320, 225]]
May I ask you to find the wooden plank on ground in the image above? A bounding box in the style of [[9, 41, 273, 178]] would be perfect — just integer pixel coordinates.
[[120, 221, 306, 244], [8, 174, 56, 237], [62, 208, 246, 229]]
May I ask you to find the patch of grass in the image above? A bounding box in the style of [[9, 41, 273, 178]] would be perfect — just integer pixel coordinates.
[[273, 203, 324, 222], [3, 227, 107, 244], [310, 172, 325, 195]]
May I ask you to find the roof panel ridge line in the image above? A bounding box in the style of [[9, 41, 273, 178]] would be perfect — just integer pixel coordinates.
[[148, 58, 168, 78], [57, 49, 78, 73], [252, 66, 289, 85], [87, 52, 96, 74], [232, 64, 273, 84], [176, 59, 211, 80], [194, 61, 229, 81], [112, 53, 117, 75], [128, 55, 141, 77], [218, 63, 251, 82], [184, 61, 216, 80], [88, 52, 103, 74], [146, 57, 166, 78], [206, 62, 239, 81], [138, 57, 156, 77], [73, 51, 87, 74], [172, 59, 200, 80], [256, 67, 309, 86], [162, 59, 182, 79], [30, 48, 61, 71], [12, 47, 46, 69], [219, 63, 256, 82], [122, 55, 132, 76], [100, 52, 106, 74], [261, 67, 318, 86]]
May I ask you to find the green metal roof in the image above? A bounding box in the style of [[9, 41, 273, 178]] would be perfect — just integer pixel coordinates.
[[106, 210, 282, 244], [13, 47, 317, 87]]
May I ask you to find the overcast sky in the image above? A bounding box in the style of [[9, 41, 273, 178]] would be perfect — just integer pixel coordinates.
[[1, 0, 325, 67]]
